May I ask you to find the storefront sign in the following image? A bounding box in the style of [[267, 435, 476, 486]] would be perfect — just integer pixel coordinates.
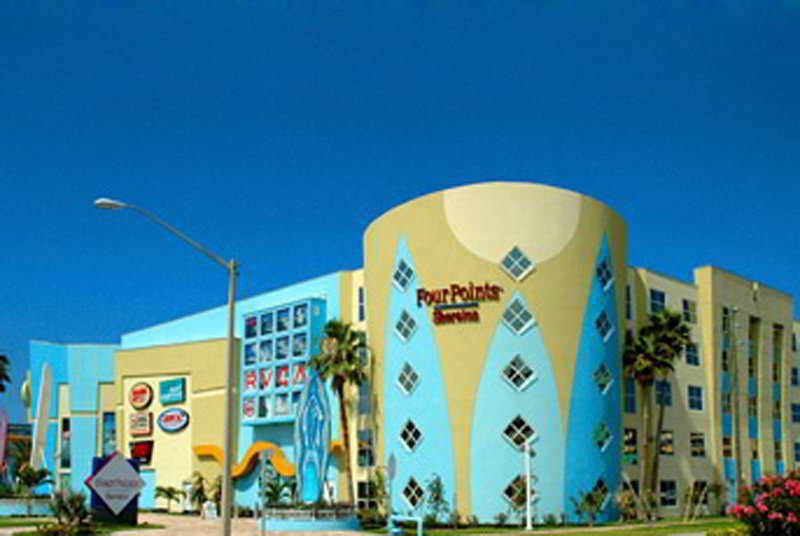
[[128, 383, 153, 410], [85, 451, 145, 516], [417, 282, 503, 325], [157, 408, 189, 433], [159, 378, 186, 405], [128, 440, 154, 465], [129, 412, 152, 437]]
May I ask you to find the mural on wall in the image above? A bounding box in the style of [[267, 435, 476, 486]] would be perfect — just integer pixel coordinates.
[[293, 370, 331, 503]]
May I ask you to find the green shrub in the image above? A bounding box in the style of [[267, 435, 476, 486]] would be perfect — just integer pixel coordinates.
[[49, 489, 90, 527]]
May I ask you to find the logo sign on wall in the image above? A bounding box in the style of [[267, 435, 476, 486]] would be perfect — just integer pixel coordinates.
[[128, 441, 154, 465], [159, 378, 186, 405], [85, 451, 145, 516], [129, 412, 153, 437], [128, 383, 153, 410], [157, 408, 189, 433], [416, 282, 504, 325]]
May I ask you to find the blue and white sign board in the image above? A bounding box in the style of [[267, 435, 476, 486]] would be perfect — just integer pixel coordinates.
[[159, 378, 186, 405]]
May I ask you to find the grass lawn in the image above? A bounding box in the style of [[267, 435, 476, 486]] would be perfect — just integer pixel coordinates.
[[0, 517, 50, 528], [380, 516, 745, 536]]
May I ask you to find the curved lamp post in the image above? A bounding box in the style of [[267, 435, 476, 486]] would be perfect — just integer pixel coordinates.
[[94, 197, 237, 536]]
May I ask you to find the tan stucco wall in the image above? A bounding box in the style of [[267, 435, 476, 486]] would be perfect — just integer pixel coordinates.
[[363, 182, 627, 514], [114, 338, 239, 504]]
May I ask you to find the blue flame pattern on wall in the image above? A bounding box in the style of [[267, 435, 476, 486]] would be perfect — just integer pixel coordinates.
[[383, 237, 455, 514], [563, 233, 621, 523], [294, 369, 332, 502], [470, 291, 565, 523]]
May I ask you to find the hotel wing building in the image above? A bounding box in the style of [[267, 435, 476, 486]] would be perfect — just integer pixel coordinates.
[[25, 182, 800, 522]]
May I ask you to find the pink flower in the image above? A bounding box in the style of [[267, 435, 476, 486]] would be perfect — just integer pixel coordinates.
[[768, 512, 783, 520], [787, 512, 798, 523], [756, 502, 768, 513]]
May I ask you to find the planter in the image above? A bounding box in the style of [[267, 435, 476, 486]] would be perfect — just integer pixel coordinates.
[[0, 496, 51, 517]]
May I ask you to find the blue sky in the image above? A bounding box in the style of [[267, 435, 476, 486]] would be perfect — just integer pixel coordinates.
[[1, 1, 799, 422]]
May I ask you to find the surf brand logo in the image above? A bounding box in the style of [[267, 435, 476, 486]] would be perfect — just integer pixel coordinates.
[[417, 282, 503, 325], [157, 408, 190, 432]]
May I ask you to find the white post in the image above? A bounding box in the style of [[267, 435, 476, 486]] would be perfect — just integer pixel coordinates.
[[525, 440, 532, 530]]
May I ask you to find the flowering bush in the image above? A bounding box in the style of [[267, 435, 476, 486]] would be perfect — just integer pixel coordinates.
[[727, 471, 800, 535]]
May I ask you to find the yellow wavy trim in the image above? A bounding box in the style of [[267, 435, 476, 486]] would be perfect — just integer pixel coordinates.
[[193, 440, 345, 479]]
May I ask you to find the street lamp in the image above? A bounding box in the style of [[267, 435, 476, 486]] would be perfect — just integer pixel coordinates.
[[95, 197, 238, 536]]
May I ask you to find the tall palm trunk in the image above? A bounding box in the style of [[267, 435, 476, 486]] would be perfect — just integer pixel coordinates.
[[639, 382, 654, 519], [336, 381, 355, 505], [649, 397, 667, 518]]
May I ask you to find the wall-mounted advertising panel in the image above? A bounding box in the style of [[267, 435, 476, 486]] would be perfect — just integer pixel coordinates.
[[129, 440, 154, 465], [159, 378, 186, 405], [128, 383, 153, 410], [157, 408, 189, 433], [129, 412, 152, 437]]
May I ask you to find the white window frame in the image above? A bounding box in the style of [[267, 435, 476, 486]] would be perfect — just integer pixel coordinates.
[[502, 415, 538, 451], [595, 310, 615, 342], [595, 259, 614, 292], [688, 385, 704, 411], [502, 474, 540, 507], [502, 297, 536, 336], [394, 310, 417, 342], [396, 362, 421, 395], [392, 259, 415, 292], [593, 363, 614, 395], [399, 419, 423, 452], [500, 246, 535, 282], [501, 355, 537, 392]]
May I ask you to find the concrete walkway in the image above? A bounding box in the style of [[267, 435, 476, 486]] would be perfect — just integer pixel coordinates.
[[0, 512, 369, 536]]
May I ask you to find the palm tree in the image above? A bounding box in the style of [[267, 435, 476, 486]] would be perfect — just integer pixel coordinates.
[[0, 354, 10, 393], [155, 485, 185, 512], [309, 320, 368, 506], [623, 309, 690, 518]]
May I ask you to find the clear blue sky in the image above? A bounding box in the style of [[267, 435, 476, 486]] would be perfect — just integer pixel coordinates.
[[2, 1, 799, 422]]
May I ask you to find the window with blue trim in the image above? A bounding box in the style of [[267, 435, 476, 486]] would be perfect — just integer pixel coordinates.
[[500, 246, 534, 281], [650, 289, 666, 313], [392, 260, 415, 292], [595, 310, 614, 342], [792, 404, 800, 423], [502, 298, 535, 335], [624, 376, 636, 413], [394, 310, 417, 342], [655, 380, 672, 406], [688, 385, 703, 411], [792, 367, 799, 386], [795, 442, 800, 462], [595, 259, 614, 290], [686, 343, 699, 366]]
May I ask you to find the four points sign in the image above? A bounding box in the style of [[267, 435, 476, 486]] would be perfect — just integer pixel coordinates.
[[85, 452, 145, 516]]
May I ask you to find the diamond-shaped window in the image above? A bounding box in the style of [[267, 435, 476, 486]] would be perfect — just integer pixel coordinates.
[[397, 362, 420, 395], [502, 355, 537, 391], [503, 474, 537, 508], [592, 422, 613, 452], [402, 477, 424, 509], [593, 478, 611, 510], [400, 420, 423, 452], [392, 260, 415, 292], [502, 298, 535, 335], [596, 259, 614, 291], [593, 363, 613, 395], [394, 310, 417, 342], [500, 247, 535, 281], [595, 310, 614, 342], [503, 415, 537, 450]]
